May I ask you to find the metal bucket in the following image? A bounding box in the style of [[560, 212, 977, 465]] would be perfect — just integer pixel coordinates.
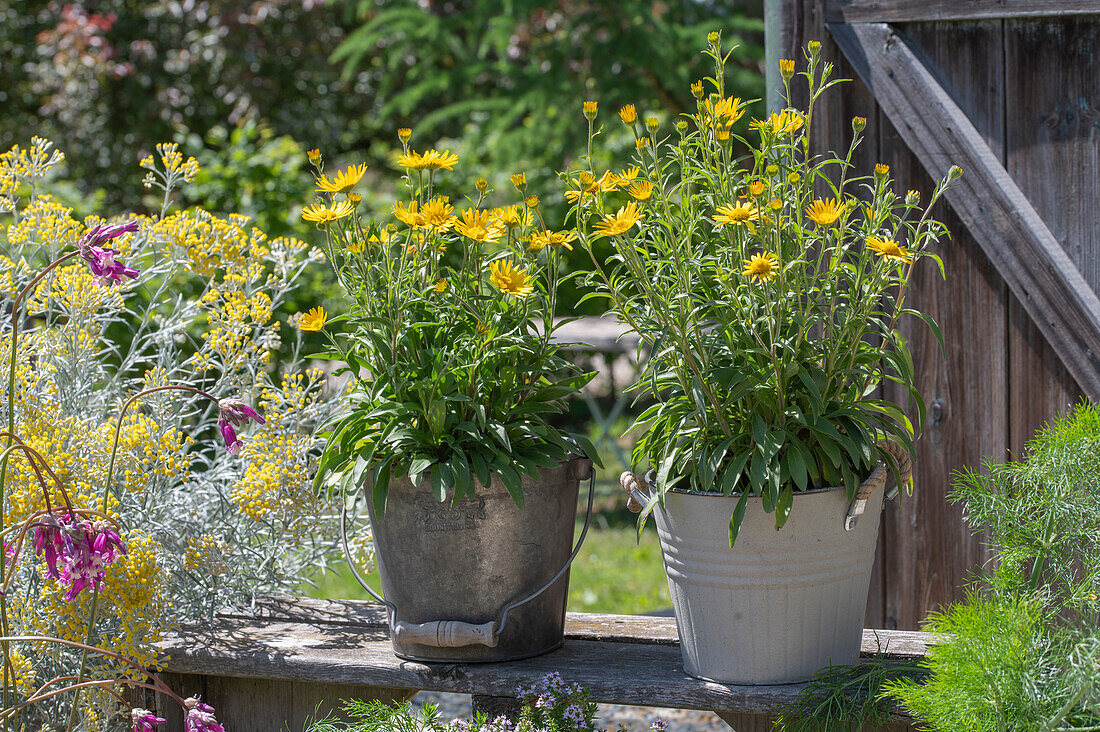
[[343, 456, 594, 663], [624, 465, 891, 684]]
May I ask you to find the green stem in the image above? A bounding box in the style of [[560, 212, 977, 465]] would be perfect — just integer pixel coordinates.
[[63, 588, 98, 732]]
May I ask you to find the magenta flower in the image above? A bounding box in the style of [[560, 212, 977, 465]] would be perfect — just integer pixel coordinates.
[[183, 696, 225, 732], [32, 514, 67, 579], [58, 517, 126, 601], [78, 221, 140, 285], [217, 398, 264, 453], [132, 708, 166, 732]]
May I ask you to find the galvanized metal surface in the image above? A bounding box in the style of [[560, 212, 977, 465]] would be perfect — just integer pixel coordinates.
[[647, 468, 888, 684], [366, 456, 593, 663]]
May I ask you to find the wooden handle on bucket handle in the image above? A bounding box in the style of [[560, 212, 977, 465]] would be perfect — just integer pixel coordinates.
[[394, 620, 499, 648]]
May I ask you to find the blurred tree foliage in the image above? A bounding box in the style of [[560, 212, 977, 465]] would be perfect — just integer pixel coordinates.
[[335, 0, 765, 313], [0, 1, 375, 214], [1, 1, 766, 315]]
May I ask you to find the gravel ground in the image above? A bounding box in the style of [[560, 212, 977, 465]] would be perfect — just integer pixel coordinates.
[[410, 691, 731, 732]]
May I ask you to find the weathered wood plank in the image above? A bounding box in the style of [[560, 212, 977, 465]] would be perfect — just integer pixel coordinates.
[[828, 0, 1100, 23], [217, 596, 932, 656], [1004, 17, 1093, 456], [828, 21, 1100, 402], [158, 621, 921, 720], [874, 21, 1006, 630]]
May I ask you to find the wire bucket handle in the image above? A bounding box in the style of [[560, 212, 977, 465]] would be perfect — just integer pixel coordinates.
[[340, 458, 596, 649]]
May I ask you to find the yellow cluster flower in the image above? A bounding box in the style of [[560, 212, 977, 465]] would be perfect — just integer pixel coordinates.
[[153, 210, 268, 279], [230, 372, 329, 530], [26, 262, 124, 319], [182, 534, 230, 576], [196, 288, 278, 371], [6, 196, 84, 249]]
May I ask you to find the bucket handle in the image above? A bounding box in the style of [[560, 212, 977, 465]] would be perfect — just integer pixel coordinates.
[[340, 458, 596, 648]]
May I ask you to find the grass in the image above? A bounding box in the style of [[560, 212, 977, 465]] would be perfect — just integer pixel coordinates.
[[303, 519, 671, 616]]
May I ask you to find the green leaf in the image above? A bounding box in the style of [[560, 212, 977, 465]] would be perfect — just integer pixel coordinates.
[[775, 485, 794, 529], [372, 461, 392, 517], [728, 490, 750, 546]]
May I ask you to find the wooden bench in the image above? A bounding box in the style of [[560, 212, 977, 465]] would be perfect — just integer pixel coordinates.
[[148, 596, 926, 732]]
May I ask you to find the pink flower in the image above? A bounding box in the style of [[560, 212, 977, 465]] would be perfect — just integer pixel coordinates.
[[32, 514, 66, 579], [53, 516, 126, 601], [78, 221, 140, 285], [217, 398, 264, 453], [132, 708, 166, 732], [183, 696, 225, 732]]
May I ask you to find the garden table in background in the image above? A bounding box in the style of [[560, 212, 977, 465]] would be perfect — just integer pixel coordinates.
[[150, 596, 926, 732], [551, 316, 641, 471]]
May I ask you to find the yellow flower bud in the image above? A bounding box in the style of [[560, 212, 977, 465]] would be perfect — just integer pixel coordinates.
[[583, 100, 598, 120], [852, 116, 867, 133], [766, 164, 779, 176], [769, 198, 783, 210], [676, 120, 688, 134], [779, 59, 795, 80], [511, 172, 527, 192], [306, 148, 321, 165], [808, 40, 821, 56], [708, 31, 721, 48], [905, 189, 920, 205], [476, 177, 488, 193], [875, 163, 890, 178], [948, 164, 963, 181], [397, 128, 412, 143], [348, 192, 363, 203], [690, 80, 704, 100], [749, 181, 766, 196], [645, 116, 659, 132], [619, 104, 637, 125], [636, 137, 650, 151], [716, 129, 731, 146], [787, 172, 801, 184], [525, 194, 539, 209]]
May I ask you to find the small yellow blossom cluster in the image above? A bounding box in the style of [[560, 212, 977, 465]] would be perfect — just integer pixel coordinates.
[[230, 371, 328, 530], [197, 287, 278, 371], [0, 137, 65, 208], [153, 209, 266, 278], [26, 261, 125, 318], [140, 142, 199, 189], [182, 534, 230, 577], [112, 414, 194, 490], [6, 196, 84, 250]]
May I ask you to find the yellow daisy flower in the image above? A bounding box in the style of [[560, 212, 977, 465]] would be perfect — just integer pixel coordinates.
[[434, 278, 448, 292], [489, 260, 535, 298], [301, 200, 355, 223], [866, 236, 912, 264], [619, 104, 637, 124], [455, 209, 503, 243], [749, 180, 767, 197], [397, 149, 460, 171], [420, 197, 457, 232], [593, 202, 643, 237], [393, 201, 424, 228], [750, 109, 804, 136], [528, 230, 578, 252], [742, 253, 780, 283], [297, 307, 327, 331], [627, 181, 654, 200], [702, 96, 744, 129], [805, 198, 843, 227], [714, 202, 759, 226], [315, 163, 368, 194]]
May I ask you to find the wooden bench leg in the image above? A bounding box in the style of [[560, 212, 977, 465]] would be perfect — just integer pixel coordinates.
[[154, 672, 415, 732]]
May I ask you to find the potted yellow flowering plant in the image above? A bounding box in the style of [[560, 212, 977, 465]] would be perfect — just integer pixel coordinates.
[[571, 37, 960, 683], [303, 138, 597, 663]]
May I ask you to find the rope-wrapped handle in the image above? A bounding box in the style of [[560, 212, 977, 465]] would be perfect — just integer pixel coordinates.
[[845, 440, 914, 531], [620, 471, 646, 513]]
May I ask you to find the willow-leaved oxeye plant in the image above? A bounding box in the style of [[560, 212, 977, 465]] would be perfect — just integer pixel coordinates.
[[302, 140, 598, 510], [569, 37, 961, 542]]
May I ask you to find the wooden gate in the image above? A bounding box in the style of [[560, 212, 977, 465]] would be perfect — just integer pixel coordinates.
[[768, 0, 1099, 629]]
